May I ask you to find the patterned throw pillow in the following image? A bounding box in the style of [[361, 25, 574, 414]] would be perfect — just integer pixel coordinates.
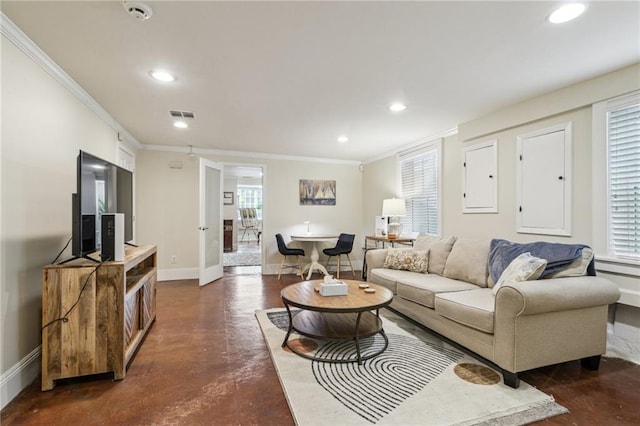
[[492, 252, 547, 295], [383, 248, 429, 273]]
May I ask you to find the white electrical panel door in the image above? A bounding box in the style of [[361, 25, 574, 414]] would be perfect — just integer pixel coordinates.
[[517, 123, 572, 236], [463, 140, 498, 213]]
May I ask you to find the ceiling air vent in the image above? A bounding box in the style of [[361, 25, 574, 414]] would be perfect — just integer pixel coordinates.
[[169, 110, 195, 119]]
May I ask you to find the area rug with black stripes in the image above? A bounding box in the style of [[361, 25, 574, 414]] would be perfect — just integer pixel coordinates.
[[256, 308, 567, 426]]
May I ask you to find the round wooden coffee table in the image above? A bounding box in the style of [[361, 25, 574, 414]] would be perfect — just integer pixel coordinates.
[[280, 279, 393, 364]]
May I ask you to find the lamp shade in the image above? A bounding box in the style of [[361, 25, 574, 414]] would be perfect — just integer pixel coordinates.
[[382, 198, 406, 217]]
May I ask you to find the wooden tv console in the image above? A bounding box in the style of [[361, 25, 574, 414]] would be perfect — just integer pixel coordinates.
[[41, 245, 157, 391]]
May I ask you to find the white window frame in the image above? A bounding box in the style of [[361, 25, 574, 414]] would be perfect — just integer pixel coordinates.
[[237, 184, 263, 220], [396, 138, 443, 237], [592, 91, 640, 270]]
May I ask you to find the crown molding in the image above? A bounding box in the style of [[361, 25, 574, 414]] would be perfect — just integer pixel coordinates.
[[1, 12, 452, 164], [362, 127, 458, 165], [143, 144, 362, 166], [1, 12, 143, 149]]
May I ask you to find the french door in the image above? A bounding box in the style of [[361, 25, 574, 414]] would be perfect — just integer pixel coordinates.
[[199, 158, 224, 286]]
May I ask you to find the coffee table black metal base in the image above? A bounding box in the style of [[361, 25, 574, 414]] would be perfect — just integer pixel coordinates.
[[281, 306, 389, 364]]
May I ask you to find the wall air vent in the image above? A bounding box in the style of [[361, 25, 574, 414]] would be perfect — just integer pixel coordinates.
[[169, 110, 195, 119]]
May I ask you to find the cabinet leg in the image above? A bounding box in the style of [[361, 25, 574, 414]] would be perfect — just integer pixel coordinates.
[[41, 377, 55, 391]]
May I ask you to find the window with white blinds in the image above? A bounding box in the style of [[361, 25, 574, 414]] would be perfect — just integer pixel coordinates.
[[398, 140, 442, 236], [607, 101, 640, 259]]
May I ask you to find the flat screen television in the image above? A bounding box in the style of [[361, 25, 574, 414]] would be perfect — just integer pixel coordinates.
[[72, 150, 134, 258]]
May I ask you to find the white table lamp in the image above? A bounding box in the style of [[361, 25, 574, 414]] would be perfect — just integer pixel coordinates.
[[382, 198, 406, 239]]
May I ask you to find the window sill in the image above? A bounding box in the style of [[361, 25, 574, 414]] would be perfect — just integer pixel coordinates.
[[595, 255, 640, 277]]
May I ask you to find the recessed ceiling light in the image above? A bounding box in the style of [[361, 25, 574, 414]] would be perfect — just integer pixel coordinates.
[[389, 103, 407, 112], [548, 3, 586, 24], [337, 135, 349, 143], [150, 70, 175, 82], [174, 121, 188, 129]]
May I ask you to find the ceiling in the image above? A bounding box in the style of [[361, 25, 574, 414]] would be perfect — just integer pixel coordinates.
[[2, 1, 639, 162], [224, 164, 262, 180]]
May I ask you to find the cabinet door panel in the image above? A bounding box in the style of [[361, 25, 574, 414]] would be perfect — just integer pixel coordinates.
[[517, 122, 572, 236], [142, 275, 157, 328], [521, 131, 565, 229], [124, 292, 140, 347], [463, 140, 497, 213]]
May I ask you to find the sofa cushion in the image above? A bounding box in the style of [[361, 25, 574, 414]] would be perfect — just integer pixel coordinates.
[[492, 252, 547, 295], [412, 235, 457, 276], [488, 274, 495, 288], [443, 238, 491, 287], [435, 288, 495, 334], [396, 275, 479, 308], [368, 268, 424, 294], [412, 234, 433, 251], [382, 248, 429, 273]]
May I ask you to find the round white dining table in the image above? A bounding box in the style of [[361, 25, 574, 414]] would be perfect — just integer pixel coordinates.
[[290, 234, 338, 279]]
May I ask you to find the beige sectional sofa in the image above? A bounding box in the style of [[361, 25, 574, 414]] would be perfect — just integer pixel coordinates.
[[366, 235, 620, 388]]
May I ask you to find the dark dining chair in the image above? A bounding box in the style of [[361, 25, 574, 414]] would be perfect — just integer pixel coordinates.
[[275, 234, 306, 279], [323, 233, 356, 279]]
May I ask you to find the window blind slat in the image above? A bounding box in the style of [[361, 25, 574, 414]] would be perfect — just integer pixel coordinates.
[[399, 147, 439, 235], [607, 102, 640, 258]]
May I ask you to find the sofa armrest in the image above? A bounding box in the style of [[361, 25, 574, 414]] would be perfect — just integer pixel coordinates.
[[493, 276, 620, 373], [365, 248, 389, 270], [495, 276, 620, 316]]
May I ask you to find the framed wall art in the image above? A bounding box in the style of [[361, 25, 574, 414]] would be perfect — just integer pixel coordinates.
[[299, 179, 336, 206]]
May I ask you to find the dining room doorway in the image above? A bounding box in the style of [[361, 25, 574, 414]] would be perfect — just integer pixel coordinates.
[[222, 164, 264, 275]]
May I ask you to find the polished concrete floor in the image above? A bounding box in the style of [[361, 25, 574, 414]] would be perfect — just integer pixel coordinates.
[[2, 268, 639, 425]]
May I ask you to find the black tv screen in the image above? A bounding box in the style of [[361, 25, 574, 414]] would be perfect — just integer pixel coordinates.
[[72, 150, 134, 257]]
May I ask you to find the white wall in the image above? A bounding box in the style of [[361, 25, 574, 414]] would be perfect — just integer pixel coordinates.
[[136, 152, 200, 277], [223, 176, 239, 221], [442, 108, 592, 242], [136, 150, 363, 277], [2, 15, 638, 410], [362, 156, 396, 243], [457, 64, 640, 142], [0, 35, 135, 406], [362, 64, 640, 364]]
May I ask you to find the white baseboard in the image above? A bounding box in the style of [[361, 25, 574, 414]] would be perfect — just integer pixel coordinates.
[[157, 267, 198, 282], [158, 261, 363, 280], [263, 261, 363, 277], [1, 346, 41, 410], [606, 318, 640, 365]]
